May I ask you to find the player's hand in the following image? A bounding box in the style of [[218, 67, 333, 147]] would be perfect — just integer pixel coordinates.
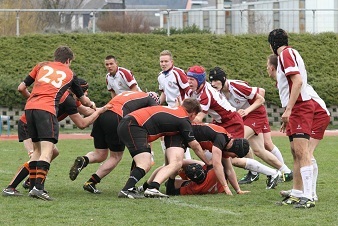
[[96, 107, 107, 114], [224, 186, 233, 195], [174, 96, 182, 107], [236, 190, 250, 195], [90, 101, 96, 110]]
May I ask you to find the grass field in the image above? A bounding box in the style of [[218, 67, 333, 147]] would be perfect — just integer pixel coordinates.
[[1, 136, 337, 226]]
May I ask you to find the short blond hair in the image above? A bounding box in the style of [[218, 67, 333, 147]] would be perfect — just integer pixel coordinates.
[[160, 50, 172, 59]]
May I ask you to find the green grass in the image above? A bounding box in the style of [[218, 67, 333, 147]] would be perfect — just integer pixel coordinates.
[[1, 136, 338, 225]]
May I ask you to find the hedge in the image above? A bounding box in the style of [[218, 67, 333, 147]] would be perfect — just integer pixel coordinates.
[[1, 32, 338, 108]]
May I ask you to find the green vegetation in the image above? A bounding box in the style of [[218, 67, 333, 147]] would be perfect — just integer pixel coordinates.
[[1, 136, 337, 225], [1, 32, 338, 108]]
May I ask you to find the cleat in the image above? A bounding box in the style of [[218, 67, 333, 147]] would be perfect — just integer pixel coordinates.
[[144, 188, 169, 198], [22, 180, 30, 190], [280, 189, 291, 197], [266, 172, 280, 189], [238, 171, 259, 184], [83, 182, 101, 194], [276, 195, 300, 206], [294, 197, 315, 209], [137, 185, 144, 193], [118, 187, 144, 199], [69, 157, 86, 181], [2, 188, 23, 197], [281, 171, 293, 182], [29, 187, 53, 201]]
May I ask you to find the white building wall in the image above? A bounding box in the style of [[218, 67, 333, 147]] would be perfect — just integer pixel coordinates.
[[306, 0, 337, 33]]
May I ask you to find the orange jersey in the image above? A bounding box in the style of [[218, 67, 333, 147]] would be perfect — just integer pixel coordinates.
[[106, 91, 158, 117], [25, 62, 74, 115], [20, 91, 78, 124], [180, 168, 225, 195], [129, 106, 194, 143]]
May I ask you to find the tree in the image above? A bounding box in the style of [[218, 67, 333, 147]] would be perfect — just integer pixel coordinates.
[[0, 0, 37, 36]]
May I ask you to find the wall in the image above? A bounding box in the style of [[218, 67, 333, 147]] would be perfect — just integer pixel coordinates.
[[1, 104, 337, 135]]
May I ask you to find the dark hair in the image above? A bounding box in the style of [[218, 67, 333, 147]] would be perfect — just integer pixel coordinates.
[[209, 67, 227, 87], [105, 55, 117, 61], [54, 46, 74, 63], [181, 98, 202, 115], [268, 54, 278, 69], [268, 28, 288, 55]]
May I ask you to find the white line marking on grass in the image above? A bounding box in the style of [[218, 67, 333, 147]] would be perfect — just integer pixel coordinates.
[[163, 199, 239, 215]]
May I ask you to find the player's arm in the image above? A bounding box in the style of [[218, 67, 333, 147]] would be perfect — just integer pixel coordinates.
[[77, 104, 96, 117], [18, 76, 34, 98], [69, 107, 107, 129], [159, 92, 166, 105], [110, 90, 117, 99], [78, 95, 96, 110], [238, 93, 265, 118], [129, 84, 139, 92], [211, 147, 233, 195], [188, 140, 211, 166], [222, 157, 250, 195], [258, 88, 265, 98], [281, 74, 302, 132], [193, 111, 206, 123]]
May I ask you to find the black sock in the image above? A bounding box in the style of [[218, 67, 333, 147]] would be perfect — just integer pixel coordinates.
[[35, 161, 50, 190], [148, 182, 160, 190], [142, 181, 149, 191], [8, 162, 29, 188], [28, 161, 37, 191], [122, 167, 145, 191], [88, 174, 101, 184], [83, 156, 89, 167]]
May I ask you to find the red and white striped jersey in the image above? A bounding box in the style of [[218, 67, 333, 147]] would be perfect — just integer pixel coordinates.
[[306, 84, 330, 116], [158, 66, 190, 107], [186, 82, 237, 123], [226, 79, 258, 110], [277, 47, 311, 107], [106, 67, 141, 95]]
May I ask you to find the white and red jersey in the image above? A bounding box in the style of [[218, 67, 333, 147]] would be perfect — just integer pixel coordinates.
[[186, 82, 237, 123], [306, 84, 330, 116], [277, 47, 311, 107], [226, 80, 259, 110], [106, 67, 141, 95], [158, 66, 190, 107]]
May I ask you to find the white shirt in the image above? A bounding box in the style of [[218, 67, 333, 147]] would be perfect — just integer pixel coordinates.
[[158, 66, 189, 107], [306, 84, 330, 115], [226, 79, 258, 110], [106, 67, 141, 95], [277, 47, 311, 107]]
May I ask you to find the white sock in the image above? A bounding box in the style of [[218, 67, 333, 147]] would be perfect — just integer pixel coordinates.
[[290, 189, 303, 198], [160, 140, 166, 154], [300, 165, 313, 200], [312, 158, 318, 198], [271, 145, 284, 164], [184, 148, 192, 159], [245, 158, 276, 176], [278, 164, 291, 174]]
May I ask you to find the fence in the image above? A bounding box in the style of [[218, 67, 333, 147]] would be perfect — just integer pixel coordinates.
[[0, 7, 338, 36], [1, 104, 338, 135]]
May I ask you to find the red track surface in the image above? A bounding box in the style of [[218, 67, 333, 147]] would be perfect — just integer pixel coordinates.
[[1, 130, 338, 141]]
